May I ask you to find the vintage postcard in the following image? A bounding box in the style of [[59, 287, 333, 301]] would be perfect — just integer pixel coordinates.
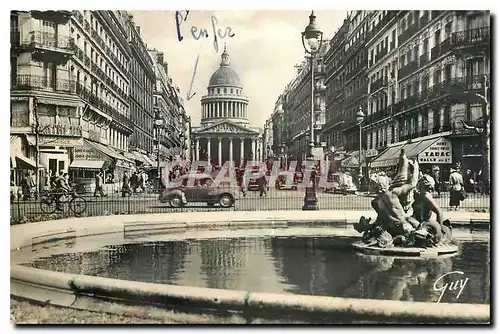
[[10, 9, 490, 324]]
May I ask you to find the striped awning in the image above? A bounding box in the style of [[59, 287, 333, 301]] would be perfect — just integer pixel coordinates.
[[70, 160, 105, 170]]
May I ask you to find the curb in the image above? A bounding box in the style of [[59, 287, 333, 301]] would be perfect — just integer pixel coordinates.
[[11, 265, 490, 324]]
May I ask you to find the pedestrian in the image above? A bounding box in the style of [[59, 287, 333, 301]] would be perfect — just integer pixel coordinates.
[[432, 167, 441, 196], [449, 167, 464, 211], [121, 171, 131, 197], [240, 170, 247, 197], [258, 172, 267, 197], [94, 172, 106, 197], [20, 173, 30, 200], [130, 171, 138, 193]]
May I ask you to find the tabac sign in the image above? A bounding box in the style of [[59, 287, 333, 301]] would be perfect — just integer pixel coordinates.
[[418, 138, 452, 164]]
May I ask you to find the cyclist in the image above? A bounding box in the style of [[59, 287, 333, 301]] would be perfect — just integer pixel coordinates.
[[53, 172, 70, 211]]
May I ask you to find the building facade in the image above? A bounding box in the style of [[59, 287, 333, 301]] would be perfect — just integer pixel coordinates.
[[270, 95, 284, 160], [281, 41, 328, 163], [263, 118, 273, 160], [149, 48, 190, 163], [10, 10, 83, 186], [192, 48, 262, 166], [126, 15, 156, 166], [368, 10, 490, 182], [322, 17, 349, 165]]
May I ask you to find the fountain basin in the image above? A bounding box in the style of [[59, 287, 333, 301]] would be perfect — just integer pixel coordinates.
[[10, 210, 490, 324]]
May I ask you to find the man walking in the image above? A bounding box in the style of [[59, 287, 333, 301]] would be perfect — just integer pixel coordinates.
[[94, 172, 106, 197]]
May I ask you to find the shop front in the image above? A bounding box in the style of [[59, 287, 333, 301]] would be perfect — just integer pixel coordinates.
[[370, 136, 453, 180], [70, 139, 134, 193]]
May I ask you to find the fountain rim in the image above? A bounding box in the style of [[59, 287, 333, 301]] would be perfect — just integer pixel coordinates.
[[10, 210, 490, 324]]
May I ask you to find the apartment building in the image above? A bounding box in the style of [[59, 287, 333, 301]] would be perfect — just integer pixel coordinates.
[[127, 15, 156, 165], [10, 10, 82, 184], [282, 42, 328, 162], [271, 95, 284, 160], [340, 10, 372, 156], [369, 10, 490, 179], [322, 17, 349, 165]]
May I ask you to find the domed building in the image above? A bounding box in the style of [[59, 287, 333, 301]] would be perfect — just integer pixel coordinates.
[[193, 47, 262, 167]]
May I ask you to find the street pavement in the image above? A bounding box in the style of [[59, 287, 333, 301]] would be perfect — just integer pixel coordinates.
[[10, 188, 490, 222]]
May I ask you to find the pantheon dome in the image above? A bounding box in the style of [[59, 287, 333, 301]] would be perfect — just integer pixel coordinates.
[[193, 48, 263, 167], [200, 47, 249, 129]]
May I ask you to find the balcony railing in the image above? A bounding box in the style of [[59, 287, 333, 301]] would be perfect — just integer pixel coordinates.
[[431, 37, 452, 61], [39, 124, 82, 136], [370, 77, 387, 93], [398, 60, 418, 79], [375, 47, 388, 63], [419, 53, 429, 67], [84, 20, 91, 33], [398, 22, 419, 45], [12, 74, 76, 93], [84, 55, 91, 67], [76, 83, 133, 129], [451, 27, 490, 47], [24, 31, 74, 52]]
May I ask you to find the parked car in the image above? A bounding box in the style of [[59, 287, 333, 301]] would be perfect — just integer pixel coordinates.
[[275, 171, 298, 190], [159, 173, 239, 208], [324, 172, 357, 194]]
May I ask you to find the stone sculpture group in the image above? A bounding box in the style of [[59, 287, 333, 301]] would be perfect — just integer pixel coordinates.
[[354, 149, 453, 249]]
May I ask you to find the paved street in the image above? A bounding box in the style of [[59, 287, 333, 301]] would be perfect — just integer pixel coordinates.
[[10, 188, 490, 222]]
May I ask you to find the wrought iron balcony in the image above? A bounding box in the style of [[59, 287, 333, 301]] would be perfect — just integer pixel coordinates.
[[398, 22, 419, 45], [75, 46, 84, 61], [451, 27, 490, 48], [370, 77, 387, 93], [23, 31, 75, 53], [12, 74, 76, 93], [375, 47, 388, 63], [76, 82, 133, 130], [431, 37, 451, 61], [398, 60, 418, 79], [419, 53, 430, 67]]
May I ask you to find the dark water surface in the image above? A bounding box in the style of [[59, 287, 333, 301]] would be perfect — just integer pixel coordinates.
[[24, 234, 490, 304]]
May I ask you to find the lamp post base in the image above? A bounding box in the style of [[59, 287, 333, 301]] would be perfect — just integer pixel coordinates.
[[302, 186, 318, 210]]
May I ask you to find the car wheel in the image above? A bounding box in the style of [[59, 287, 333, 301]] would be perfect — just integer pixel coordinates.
[[218, 194, 234, 208], [169, 194, 184, 208]]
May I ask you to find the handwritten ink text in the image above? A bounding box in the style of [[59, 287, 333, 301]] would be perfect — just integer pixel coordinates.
[[175, 11, 235, 53], [433, 270, 470, 304]]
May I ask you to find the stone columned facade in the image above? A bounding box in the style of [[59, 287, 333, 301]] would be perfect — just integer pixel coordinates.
[[193, 48, 262, 166]]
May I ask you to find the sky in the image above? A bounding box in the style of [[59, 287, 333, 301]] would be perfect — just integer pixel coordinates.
[[130, 10, 348, 128]]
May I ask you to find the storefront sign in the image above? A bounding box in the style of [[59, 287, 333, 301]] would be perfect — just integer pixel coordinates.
[[418, 138, 452, 164], [365, 149, 379, 158], [26, 135, 83, 147], [74, 144, 106, 161]]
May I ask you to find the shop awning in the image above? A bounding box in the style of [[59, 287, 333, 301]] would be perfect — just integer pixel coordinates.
[[70, 160, 105, 170], [370, 137, 451, 168], [370, 144, 405, 168], [84, 139, 132, 163], [13, 155, 42, 170], [130, 151, 153, 166]]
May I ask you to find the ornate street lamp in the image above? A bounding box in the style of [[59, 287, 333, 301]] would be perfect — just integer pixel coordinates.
[[154, 117, 164, 184], [356, 107, 365, 182], [301, 10, 323, 211]]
